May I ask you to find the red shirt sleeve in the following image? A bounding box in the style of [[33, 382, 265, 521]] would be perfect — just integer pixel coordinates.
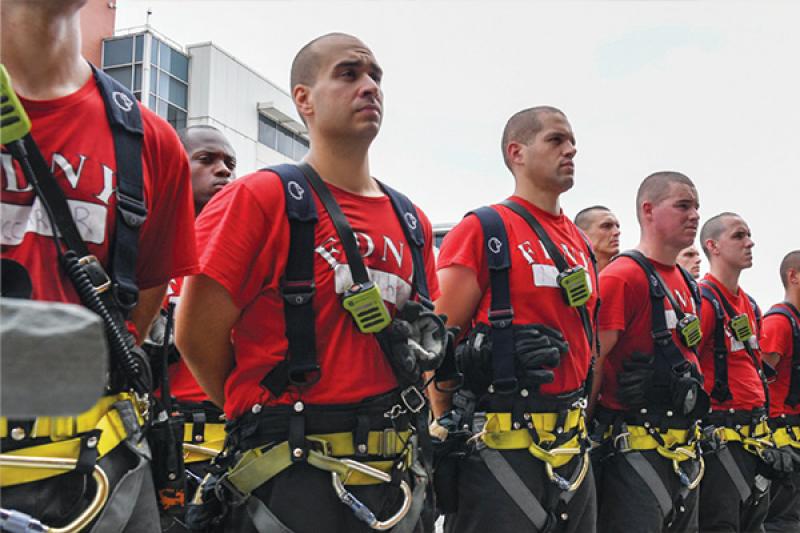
[[416, 207, 440, 301], [436, 214, 488, 291], [194, 172, 287, 309], [761, 313, 792, 358], [136, 108, 198, 288], [597, 270, 630, 332]]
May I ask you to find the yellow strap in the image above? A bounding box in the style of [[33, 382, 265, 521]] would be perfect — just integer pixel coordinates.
[[0, 395, 137, 487], [717, 421, 774, 454], [182, 422, 226, 463], [772, 426, 800, 449], [481, 409, 585, 468], [603, 425, 699, 462]]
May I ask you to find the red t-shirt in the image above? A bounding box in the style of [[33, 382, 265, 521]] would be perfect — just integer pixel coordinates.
[[194, 170, 440, 420], [160, 277, 209, 404], [598, 254, 701, 411], [436, 196, 598, 396], [1, 75, 197, 303], [761, 303, 800, 417], [697, 274, 766, 412]]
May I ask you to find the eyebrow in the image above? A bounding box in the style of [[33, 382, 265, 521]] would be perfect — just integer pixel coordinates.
[[334, 59, 383, 77]]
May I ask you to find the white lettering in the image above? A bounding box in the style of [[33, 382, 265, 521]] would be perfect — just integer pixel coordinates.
[[315, 236, 342, 269], [381, 235, 405, 268], [517, 241, 537, 264], [354, 231, 375, 258], [96, 164, 114, 204], [51, 153, 87, 190], [332, 264, 412, 307], [1, 154, 33, 192]]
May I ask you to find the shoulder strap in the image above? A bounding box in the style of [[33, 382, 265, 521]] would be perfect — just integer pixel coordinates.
[[91, 65, 146, 315], [748, 294, 762, 333], [469, 206, 517, 394], [678, 265, 702, 313], [259, 165, 320, 397], [378, 181, 432, 305], [499, 199, 595, 350], [765, 304, 800, 407], [700, 285, 733, 402], [616, 251, 694, 373]]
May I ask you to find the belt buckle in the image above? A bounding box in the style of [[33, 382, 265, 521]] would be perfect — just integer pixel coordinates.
[[400, 386, 425, 414]]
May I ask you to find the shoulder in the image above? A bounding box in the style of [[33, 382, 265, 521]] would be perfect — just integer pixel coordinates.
[[140, 106, 182, 153]]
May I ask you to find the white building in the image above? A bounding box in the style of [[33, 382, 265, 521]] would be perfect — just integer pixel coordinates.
[[101, 26, 308, 173]]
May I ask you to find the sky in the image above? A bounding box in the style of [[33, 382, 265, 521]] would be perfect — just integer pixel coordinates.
[[117, 0, 799, 306]]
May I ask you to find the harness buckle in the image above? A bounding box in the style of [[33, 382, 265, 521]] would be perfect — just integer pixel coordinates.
[[280, 279, 315, 306], [78, 255, 112, 294], [399, 386, 425, 414], [116, 190, 147, 228], [651, 328, 673, 346], [488, 308, 514, 329]]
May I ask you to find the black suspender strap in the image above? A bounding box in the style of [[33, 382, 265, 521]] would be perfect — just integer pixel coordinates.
[[765, 303, 800, 407], [92, 66, 146, 314], [260, 164, 320, 397], [701, 280, 770, 411], [379, 181, 432, 305], [299, 163, 371, 285], [499, 199, 596, 350], [701, 286, 733, 402], [617, 251, 694, 373], [470, 207, 517, 394]]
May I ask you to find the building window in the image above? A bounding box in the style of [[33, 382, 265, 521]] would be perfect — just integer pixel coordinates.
[[258, 114, 309, 161], [149, 37, 189, 131]]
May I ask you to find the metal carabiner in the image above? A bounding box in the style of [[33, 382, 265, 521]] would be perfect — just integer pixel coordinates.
[[330, 459, 412, 531], [671, 449, 705, 491], [544, 449, 590, 493], [0, 454, 110, 532]]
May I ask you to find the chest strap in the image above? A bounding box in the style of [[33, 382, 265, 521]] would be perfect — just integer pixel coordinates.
[[765, 303, 800, 407]]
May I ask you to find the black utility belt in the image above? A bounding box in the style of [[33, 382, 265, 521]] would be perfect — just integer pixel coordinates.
[[478, 387, 585, 414], [175, 400, 225, 423], [704, 407, 768, 428], [228, 391, 411, 452], [770, 413, 800, 427], [594, 405, 699, 431]]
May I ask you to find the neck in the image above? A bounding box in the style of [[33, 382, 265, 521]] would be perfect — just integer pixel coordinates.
[[636, 235, 680, 266], [303, 137, 381, 196], [785, 290, 800, 310], [595, 253, 613, 273], [512, 179, 560, 216], [709, 262, 741, 295], [0, 2, 90, 100]]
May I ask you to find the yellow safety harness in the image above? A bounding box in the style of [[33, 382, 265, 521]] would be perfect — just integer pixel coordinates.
[[0, 393, 143, 487], [772, 425, 800, 449], [712, 419, 774, 455], [182, 422, 226, 464]]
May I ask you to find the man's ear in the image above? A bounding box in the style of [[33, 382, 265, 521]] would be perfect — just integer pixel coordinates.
[[293, 84, 313, 122], [506, 141, 524, 168]]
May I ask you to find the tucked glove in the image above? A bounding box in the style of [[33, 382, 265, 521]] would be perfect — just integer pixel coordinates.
[[758, 447, 800, 479], [617, 352, 656, 408], [378, 301, 447, 385], [455, 324, 493, 394], [513, 324, 568, 385]]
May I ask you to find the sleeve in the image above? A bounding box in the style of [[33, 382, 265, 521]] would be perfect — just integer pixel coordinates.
[[194, 174, 286, 309], [436, 214, 489, 291], [597, 268, 630, 332], [136, 110, 198, 288], [415, 207, 440, 301], [761, 314, 792, 358]]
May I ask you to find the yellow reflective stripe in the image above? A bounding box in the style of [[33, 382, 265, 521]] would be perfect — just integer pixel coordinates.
[[481, 409, 585, 468], [772, 426, 800, 449]]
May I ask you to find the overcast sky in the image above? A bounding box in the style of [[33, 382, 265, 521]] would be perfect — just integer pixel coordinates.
[[117, 0, 798, 306]]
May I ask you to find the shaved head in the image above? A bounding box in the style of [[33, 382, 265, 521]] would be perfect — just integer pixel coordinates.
[[574, 205, 611, 231], [636, 171, 696, 222], [290, 32, 366, 91], [699, 212, 739, 258], [501, 106, 565, 170], [780, 250, 800, 289]]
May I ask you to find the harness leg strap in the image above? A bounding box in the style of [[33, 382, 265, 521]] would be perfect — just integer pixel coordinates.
[[623, 452, 673, 520], [479, 448, 549, 531], [245, 497, 296, 533], [715, 446, 752, 503]]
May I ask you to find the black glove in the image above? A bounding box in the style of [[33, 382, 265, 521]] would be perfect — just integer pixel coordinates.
[[455, 324, 493, 394], [513, 324, 568, 385], [758, 447, 800, 479], [617, 352, 655, 408], [378, 301, 447, 385]]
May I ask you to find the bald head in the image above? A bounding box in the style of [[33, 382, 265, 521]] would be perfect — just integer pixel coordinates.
[[290, 32, 367, 91], [699, 212, 739, 258], [780, 250, 800, 289], [501, 106, 565, 170], [574, 205, 611, 231], [635, 171, 696, 223]]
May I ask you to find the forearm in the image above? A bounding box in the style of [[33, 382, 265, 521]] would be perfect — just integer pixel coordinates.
[[427, 375, 454, 418], [130, 283, 168, 343], [178, 334, 233, 408]]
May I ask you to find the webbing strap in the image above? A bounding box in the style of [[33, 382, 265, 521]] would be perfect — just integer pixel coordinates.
[[716, 446, 752, 502], [469, 207, 516, 392], [245, 497, 295, 533], [479, 448, 549, 530], [765, 303, 800, 407], [701, 280, 770, 411], [624, 452, 673, 519], [260, 165, 319, 396], [500, 199, 596, 350], [702, 286, 733, 402], [91, 66, 145, 314]]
